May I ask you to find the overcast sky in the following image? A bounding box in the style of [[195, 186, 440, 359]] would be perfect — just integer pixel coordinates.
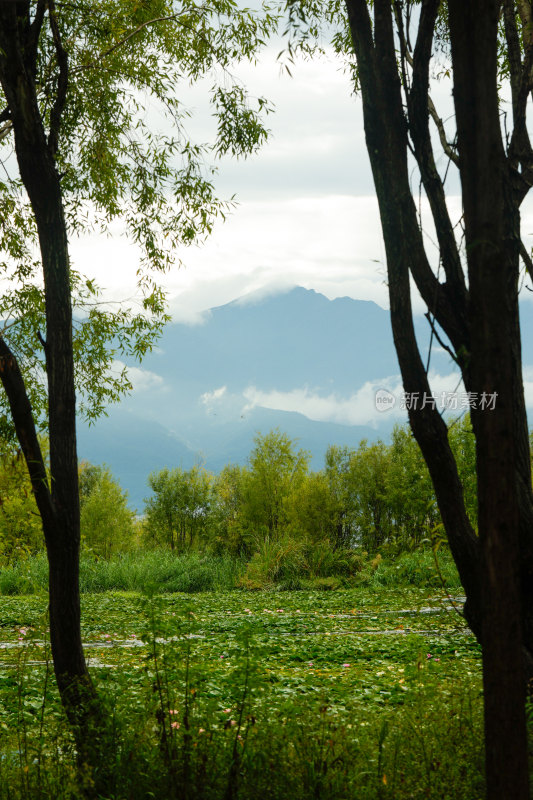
[[67, 47, 416, 322], [69, 42, 533, 326], [63, 38, 533, 433]]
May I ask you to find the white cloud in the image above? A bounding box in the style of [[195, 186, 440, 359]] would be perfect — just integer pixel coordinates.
[[172, 306, 212, 326], [68, 194, 392, 322], [112, 360, 164, 393], [62, 44, 533, 324], [241, 370, 469, 427], [200, 386, 227, 406], [166, 194, 392, 314], [63, 47, 389, 320], [242, 379, 405, 427]]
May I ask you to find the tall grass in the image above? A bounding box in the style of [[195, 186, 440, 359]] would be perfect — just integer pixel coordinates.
[[0, 550, 244, 595], [80, 550, 244, 593], [0, 681, 485, 800], [0, 546, 462, 595], [365, 548, 462, 590]]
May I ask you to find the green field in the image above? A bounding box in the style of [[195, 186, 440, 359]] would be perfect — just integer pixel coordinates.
[[0, 588, 485, 799]]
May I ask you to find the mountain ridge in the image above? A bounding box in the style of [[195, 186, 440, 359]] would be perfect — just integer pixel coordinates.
[[77, 286, 533, 510]]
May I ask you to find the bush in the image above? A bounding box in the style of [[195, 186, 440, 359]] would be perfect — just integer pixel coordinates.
[[363, 548, 462, 589], [238, 537, 307, 590]]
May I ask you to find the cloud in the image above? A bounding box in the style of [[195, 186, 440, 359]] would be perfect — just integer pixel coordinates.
[[112, 360, 164, 393], [242, 370, 468, 428], [68, 194, 391, 321], [242, 379, 405, 427], [172, 306, 212, 326], [234, 283, 296, 307], [200, 386, 227, 406], [62, 38, 533, 327], [163, 194, 393, 316]]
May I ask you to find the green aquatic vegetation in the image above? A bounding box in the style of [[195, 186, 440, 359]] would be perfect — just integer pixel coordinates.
[[0, 588, 485, 799]]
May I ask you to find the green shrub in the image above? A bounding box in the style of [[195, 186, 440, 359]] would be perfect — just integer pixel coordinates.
[[304, 540, 359, 577], [238, 537, 307, 590], [365, 548, 462, 589]]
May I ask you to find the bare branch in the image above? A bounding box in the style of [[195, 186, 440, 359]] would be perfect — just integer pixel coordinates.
[[391, 3, 459, 168], [519, 238, 533, 282], [407, 0, 467, 339], [0, 121, 12, 142], [83, 15, 178, 66], [424, 311, 459, 365], [427, 96, 459, 166], [393, 0, 411, 94]]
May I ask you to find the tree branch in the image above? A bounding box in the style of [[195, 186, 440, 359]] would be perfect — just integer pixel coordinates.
[[500, 3, 533, 201], [0, 336, 54, 531], [389, 2, 459, 168], [517, 0, 533, 49], [47, 0, 68, 156], [427, 97, 459, 166], [81, 15, 178, 67], [519, 238, 533, 282], [27, 0, 47, 76], [369, 0, 467, 351], [0, 121, 12, 142], [408, 0, 468, 319], [503, 0, 523, 125], [424, 311, 459, 365]]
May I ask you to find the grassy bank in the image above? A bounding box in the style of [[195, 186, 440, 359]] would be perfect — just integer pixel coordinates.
[[0, 551, 244, 595], [0, 547, 462, 596]]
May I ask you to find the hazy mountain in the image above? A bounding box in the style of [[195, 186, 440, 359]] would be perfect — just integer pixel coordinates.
[[77, 286, 533, 510]]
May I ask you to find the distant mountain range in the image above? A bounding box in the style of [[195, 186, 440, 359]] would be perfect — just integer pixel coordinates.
[[77, 286, 533, 511]]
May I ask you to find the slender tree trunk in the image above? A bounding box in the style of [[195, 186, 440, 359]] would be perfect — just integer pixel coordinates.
[[0, 5, 104, 769], [449, 3, 530, 796], [344, 0, 483, 629], [344, 0, 532, 797]]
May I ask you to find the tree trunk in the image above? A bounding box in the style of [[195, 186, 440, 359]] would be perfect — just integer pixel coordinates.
[[0, 4, 104, 769], [449, 3, 530, 796], [344, 0, 532, 797], [344, 0, 483, 626]]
